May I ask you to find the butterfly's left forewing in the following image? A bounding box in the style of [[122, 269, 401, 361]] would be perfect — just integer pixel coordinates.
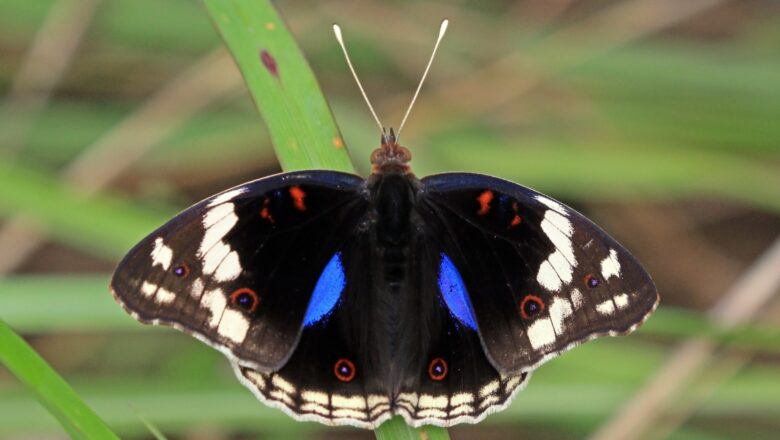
[[111, 171, 369, 371], [418, 173, 659, 373]]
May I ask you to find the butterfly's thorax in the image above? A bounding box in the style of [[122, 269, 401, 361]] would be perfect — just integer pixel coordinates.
[[366, 171, 419, 292]]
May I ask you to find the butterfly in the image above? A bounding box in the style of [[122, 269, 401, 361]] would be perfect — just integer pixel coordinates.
[[111, 129, 658, 428], [110, 21, 658, 430]]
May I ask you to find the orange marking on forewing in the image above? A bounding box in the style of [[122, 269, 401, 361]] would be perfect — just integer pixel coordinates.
[[289, 186, 306, 211], [260, 197, 274, 223], [477, 190, 494, 215], [510, 214, 522, 227]]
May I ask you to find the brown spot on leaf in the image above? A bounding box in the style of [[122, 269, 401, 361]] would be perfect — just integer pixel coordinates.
[[260, 49, 279, 79]]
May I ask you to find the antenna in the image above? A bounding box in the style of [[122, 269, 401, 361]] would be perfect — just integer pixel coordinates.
[[396, 19, 448, 141], [333, 24, 384, 135]]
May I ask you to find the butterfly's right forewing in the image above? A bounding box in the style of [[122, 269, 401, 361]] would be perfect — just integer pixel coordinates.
[[418, 173, 659, 373]]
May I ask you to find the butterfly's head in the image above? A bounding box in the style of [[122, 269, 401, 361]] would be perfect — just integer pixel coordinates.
[[371, 127, 412, 173]]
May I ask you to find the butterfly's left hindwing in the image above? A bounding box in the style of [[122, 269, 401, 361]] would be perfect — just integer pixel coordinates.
[[418, 173, 659, 373], [233, 230, 396, 429], [111, 171, 368, 371]]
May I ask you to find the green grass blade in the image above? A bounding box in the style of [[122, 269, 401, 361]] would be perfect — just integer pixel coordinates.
[[0, 319, 120, 439], [204, 0, 354, 172]]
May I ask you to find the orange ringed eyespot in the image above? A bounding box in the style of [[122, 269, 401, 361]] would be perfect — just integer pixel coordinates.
[[334, 358, 356, 382], [520, 294, 545, 319], [428, 357, 448, 381], [173, 263, 190, 277], [584, 273, 600, 288], [230, 288, 259, 313]]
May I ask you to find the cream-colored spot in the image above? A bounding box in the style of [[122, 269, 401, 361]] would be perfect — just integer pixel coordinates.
[[395, 401, 415, 412], [332, 394, 366, 410], [479, 380, 499, 398], [217, 309, 249, 343], [547, 250, 574, 284], [450, 393, 474, 407], [419, 394, 448, 409], [200, 204, 238, 257], [271, 375, 296, 394], [527, 318, 556, 349], [535, 195, 566, 213], [302, 390, 329, 405], [213, 250, 242, 282], [596, 299, 616, 315], [397, 392, 418, 405], [450, 404, 474, 416], [270, 389, 294, 405], [141, 281, 157, 298], [201, 288, 226, 327], [544, 210, 573, 236], [548, 297, 573, 334], [571, 288, 584, 308], [370, 404, 391, 417], [537, 260, 562, 291], [479, 395, 500, 408], [155, 286, 176, 304], [190, 278, 205, 298], [614, 293, 630, 309], [368, 394, 389, 408], [538, 209, 576, 288], [150, 237, 173, 270], [208, 188, 247, 207], [601, 249, 621, 280], [506, 375, 523, 390], [201, 241, 230, 276], [245, 370, 266, 388]]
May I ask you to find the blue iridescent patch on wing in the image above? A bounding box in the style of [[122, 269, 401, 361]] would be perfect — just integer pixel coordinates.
[[303, 252, 346, 327], [438, 253, 478, 330]]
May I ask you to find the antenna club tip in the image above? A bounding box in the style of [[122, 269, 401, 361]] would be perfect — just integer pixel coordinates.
[[440, 19, 449, 32], [332, 24, 342, 37]]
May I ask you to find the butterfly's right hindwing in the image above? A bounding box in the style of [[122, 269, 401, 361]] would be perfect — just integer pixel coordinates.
[[110, 171, 368, 371]]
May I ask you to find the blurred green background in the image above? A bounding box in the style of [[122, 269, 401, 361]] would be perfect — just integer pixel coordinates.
[[1, 0, 779, 439]]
